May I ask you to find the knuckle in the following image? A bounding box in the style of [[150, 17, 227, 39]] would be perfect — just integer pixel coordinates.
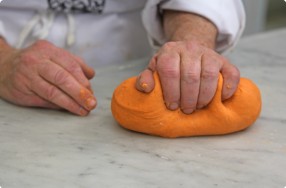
[[226, 67, 240, 80], [185, 41, 195, 51], [54, 69, 69, 86], [34, 40, 51, 49], [46, 86, 59, 101], [157, 55, 180, 79], [160, 67, 179, 79], [158, 53, 177, 64], [53, 49, 69, 60], [182, 71, 200, 83], [232, 67, 240, 78], [67, 66, 90, 87], [221, 55, 230, 64], [185, 41, 201, 51], [69, 63, 82, 73], [156, 54, 180, 78], [221, 57, 240, 80], [162, 41, 177, 50], [201, 68, 218, 80]]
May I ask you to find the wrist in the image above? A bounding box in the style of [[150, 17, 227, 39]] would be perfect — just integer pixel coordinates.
[[163, 10, 218, 49], [0, 37, 17, 65], [0, 37, 13, 53]]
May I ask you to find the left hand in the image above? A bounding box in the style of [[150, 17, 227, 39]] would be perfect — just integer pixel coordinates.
[[135, 40, 240, 114]]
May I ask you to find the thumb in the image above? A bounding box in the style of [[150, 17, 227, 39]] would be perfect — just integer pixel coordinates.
[[220, 58, 240, 101], [135, 69, 155, 93]]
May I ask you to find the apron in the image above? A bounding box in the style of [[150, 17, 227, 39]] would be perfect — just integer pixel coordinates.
[[0, 0, 151, 68]]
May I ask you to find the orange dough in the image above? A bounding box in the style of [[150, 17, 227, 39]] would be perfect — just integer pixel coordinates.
[[111, 73, 262, 138]]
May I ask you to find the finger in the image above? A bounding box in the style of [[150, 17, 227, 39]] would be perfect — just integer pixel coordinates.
[[22, 92, 62, 109], [135, 56, 157, 93], [156, 51, 180, 110], [50, 49, 93, 90], [180, 50, 201, 114], [26, 96, 61, 109], [220, 58, 240, 100], [37, 61, 97, 111], [147, 54, 157, 71], [196, 54, 221, 109], [40, 102, 61, 109], [5, 87, 61, 110], [136, 69, 155, 93], [71, 54, 95, 79], [30, 77, 89, 116]]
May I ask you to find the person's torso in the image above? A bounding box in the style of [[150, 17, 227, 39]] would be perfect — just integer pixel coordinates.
[[0, 0, 151, 67]]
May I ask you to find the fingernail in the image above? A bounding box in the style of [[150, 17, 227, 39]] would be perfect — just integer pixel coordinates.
[[169, 102, 179, 110], [183, 108, 194, 114], [197, 104, 205, 109], [86, 98, 97, 110]]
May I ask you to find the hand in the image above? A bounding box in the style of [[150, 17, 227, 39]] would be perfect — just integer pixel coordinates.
[[136, 40, 240, 114], [0, 39, 96, 116]]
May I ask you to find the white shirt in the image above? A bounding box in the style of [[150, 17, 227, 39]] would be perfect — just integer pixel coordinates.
[[0, 0, 245, 68]]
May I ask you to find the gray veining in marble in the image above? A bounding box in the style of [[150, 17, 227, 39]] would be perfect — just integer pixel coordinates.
[[1, 29, 286, 188]]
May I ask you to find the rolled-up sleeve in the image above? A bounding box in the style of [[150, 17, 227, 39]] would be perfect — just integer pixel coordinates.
[[142, 0, 246, 53]]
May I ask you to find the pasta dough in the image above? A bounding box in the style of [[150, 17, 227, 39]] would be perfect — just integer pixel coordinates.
[[111, 73, 261, 138]]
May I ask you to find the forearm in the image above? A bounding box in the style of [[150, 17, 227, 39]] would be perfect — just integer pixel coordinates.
[[163, 10, 218, 49]]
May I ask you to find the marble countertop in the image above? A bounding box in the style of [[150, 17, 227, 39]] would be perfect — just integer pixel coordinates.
[[1, 29, 286, 188]]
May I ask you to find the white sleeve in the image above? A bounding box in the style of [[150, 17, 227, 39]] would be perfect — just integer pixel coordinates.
[[0, 21, 5, 38], [142, 0, 246, 54]]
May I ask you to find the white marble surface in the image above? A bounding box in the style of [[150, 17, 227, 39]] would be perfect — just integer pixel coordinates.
[[1, 29, 286, 188]]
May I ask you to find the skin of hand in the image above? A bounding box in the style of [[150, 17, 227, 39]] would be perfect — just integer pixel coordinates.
[[136, 10, 240, 114], [0, 38, 96, 116]]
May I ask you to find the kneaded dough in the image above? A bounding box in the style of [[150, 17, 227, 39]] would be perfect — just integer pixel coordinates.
[[111, 73, 262, 138]]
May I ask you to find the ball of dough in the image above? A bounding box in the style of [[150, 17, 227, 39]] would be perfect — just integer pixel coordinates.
[[111, 73, 262, 138]]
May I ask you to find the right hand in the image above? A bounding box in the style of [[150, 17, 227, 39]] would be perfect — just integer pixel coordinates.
[[0, 39, 96, 116]]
